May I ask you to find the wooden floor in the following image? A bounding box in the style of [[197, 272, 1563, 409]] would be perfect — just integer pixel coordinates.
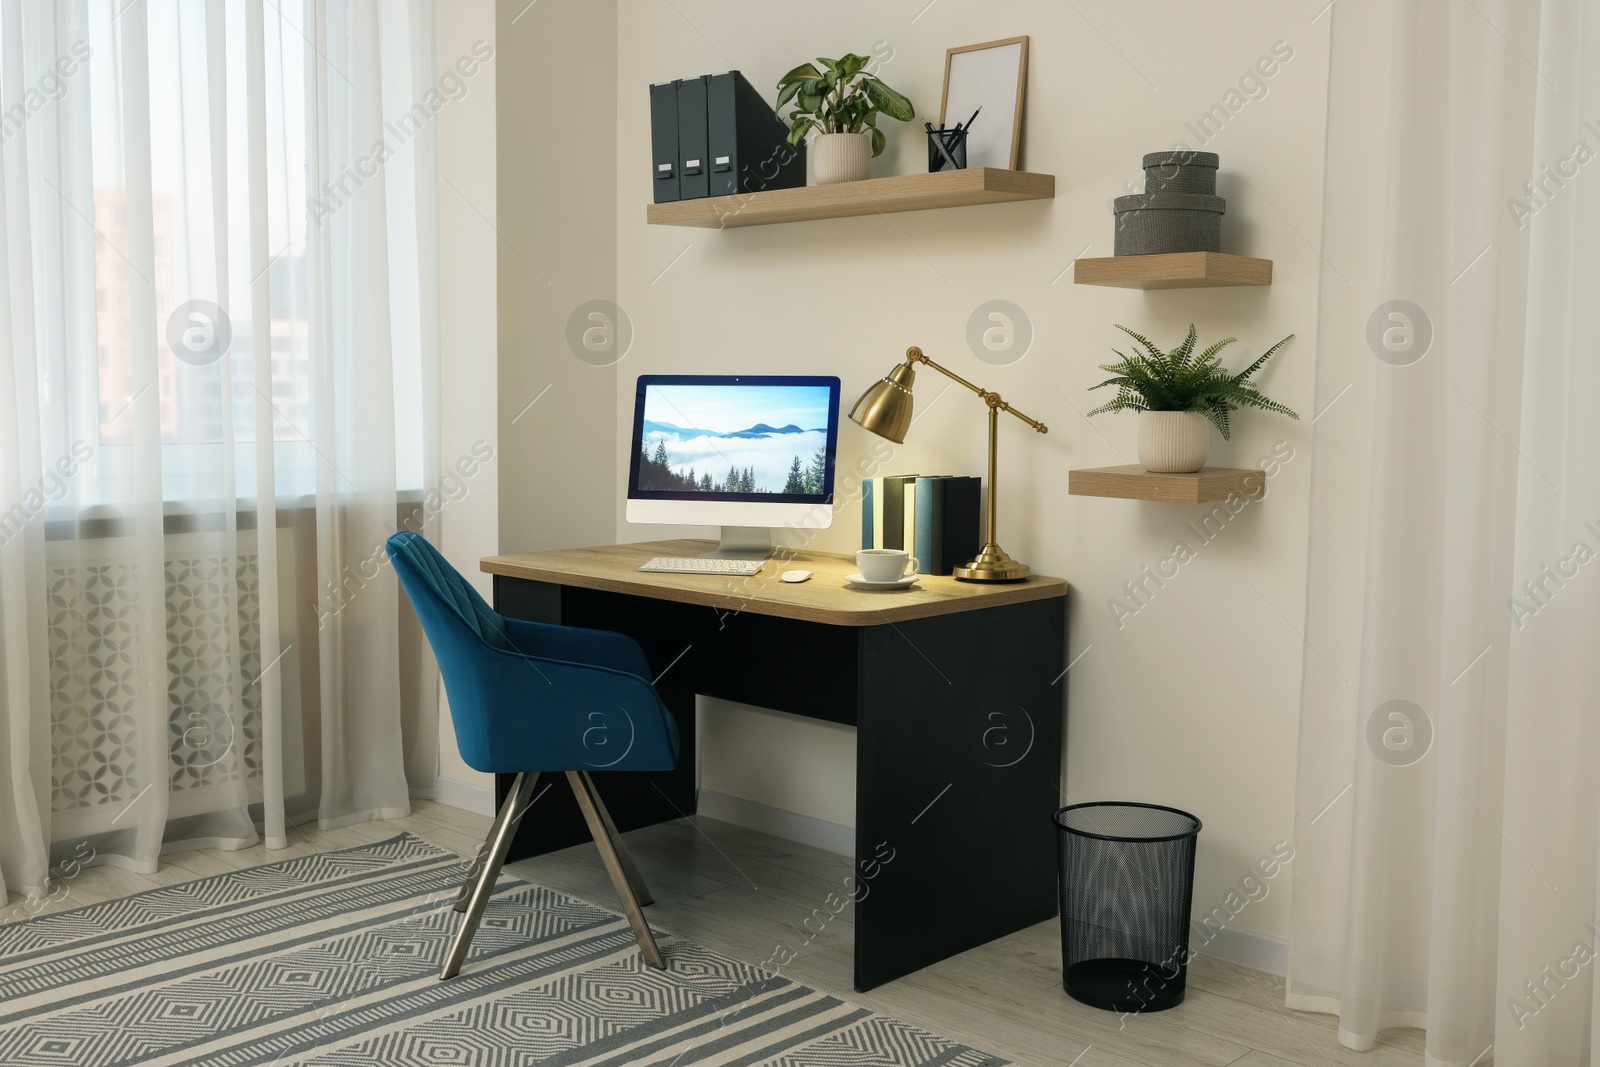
[[3, 800, 1427, 1067]]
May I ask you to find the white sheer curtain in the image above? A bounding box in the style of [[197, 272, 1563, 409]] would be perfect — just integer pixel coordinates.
[[1292, 1, 1600, 1064], [0, 0, 440, 905]]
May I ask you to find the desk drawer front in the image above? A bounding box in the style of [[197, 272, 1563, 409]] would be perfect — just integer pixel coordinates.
[[561, 588, 860, 727]]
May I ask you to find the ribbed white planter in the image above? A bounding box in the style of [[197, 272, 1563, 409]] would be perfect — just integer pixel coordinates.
[[1138, 411, 1210, 473], [813, 133, 871, 184]]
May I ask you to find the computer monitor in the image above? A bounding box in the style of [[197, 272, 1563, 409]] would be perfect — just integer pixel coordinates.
[[626, 374, 841, 558]]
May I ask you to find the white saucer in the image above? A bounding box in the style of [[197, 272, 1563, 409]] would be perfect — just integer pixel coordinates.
[[845, 573, 920, 590]]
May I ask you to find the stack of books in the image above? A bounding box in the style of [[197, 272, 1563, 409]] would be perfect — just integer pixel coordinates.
[[861, 475, 981, 576]]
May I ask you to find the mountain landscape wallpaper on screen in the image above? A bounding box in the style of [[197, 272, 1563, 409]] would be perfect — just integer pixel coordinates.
[[636, 384, 832, 496]]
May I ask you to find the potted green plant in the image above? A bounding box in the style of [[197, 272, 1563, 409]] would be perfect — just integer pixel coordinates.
[[1088, 325, 1298, 473], [776, 54, 914, 185]]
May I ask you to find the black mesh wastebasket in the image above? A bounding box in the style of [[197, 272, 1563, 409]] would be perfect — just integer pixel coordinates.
[[1055, 802, 1201, 1013]]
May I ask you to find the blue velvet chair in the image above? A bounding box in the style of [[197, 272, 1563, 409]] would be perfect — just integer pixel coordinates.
[[385, 531, 680, 978]]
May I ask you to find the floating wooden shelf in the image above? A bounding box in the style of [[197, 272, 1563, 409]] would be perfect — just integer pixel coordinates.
[[1073, 252, 1272, 290], [1069, 465, 1266, 504], [645, 168, 1055, 229]]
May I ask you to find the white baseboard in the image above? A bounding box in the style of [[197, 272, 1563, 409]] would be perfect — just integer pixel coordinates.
[[697, 789, 855, 858], [1192, 924, 1288, 977], [433, 775, 497, 817]]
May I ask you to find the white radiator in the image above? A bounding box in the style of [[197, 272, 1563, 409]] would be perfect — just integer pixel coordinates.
[[46, 530, 305, 837]]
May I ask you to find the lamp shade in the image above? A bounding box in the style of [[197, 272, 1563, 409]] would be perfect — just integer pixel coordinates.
[[848, 362, 916, 444]]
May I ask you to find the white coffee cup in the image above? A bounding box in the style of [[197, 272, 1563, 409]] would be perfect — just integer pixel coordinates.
[[857, 548, 919, 583]]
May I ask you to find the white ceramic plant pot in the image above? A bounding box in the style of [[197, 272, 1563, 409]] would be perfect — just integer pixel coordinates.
[[813, 132, 871, 184], [1138, 411, 1210, 473]]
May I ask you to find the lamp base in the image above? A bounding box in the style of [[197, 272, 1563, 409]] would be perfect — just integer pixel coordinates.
[[952, 543, 1031, 583]]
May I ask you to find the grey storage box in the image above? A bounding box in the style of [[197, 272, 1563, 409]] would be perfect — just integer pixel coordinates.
[[1113, 193, 1225, 255], [1142, 151, 1219, 195]]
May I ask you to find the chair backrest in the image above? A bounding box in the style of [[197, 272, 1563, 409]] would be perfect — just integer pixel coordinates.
[[388, 531, 515, 768], [387, 534, 512, 758], [386, 531, 508, 652]]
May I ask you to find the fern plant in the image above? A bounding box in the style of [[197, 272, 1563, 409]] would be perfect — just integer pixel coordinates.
[[1087, 324, 1298, 439]]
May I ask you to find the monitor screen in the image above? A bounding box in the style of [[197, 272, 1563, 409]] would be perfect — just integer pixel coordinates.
[[628, 375, 841, 503]]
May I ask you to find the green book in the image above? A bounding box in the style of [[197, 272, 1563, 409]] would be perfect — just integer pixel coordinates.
[[878, 475, 919, 551]]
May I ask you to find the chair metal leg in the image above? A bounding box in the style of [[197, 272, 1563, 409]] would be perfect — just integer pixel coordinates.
[[441, 771, 539, 980], [566, 771, 666, 970], [452, 773, 535, 913], [578, 771, 654, 907]]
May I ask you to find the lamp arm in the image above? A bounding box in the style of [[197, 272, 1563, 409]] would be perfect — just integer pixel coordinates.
[[905, 347, 1048, 433]]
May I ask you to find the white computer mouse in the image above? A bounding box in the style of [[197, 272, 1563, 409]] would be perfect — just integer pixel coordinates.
[[780, 569, 813, 583]]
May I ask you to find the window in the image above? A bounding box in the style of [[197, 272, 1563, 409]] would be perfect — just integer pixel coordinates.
[[65, 1, 422, 505]]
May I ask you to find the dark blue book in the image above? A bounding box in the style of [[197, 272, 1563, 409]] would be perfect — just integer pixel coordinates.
[[912, 476, 981, 575], [912, 476, 948, 574]]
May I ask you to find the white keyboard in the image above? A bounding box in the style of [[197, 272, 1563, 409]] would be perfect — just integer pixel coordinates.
[[637, 556, 765, 576]]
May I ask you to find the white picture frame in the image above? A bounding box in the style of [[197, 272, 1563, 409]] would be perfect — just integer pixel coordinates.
[[939, 36, 1029, 170]]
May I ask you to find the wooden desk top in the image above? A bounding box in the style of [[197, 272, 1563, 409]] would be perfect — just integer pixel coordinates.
[[481, 540, 1067, 627]]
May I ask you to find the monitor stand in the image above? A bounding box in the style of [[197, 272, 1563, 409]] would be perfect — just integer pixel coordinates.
[[704, 526, 773, 560]]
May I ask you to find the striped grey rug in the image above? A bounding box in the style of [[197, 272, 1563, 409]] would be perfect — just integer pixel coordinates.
[[0, 833, 1006, 1066]]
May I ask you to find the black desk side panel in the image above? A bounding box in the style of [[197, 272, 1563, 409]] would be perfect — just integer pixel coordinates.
[[852, 594, 1066, 991]]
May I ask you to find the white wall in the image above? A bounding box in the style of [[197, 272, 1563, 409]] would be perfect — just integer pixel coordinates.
[[435, 0, 500, 809], [437, 0, 620, 811], [497, 0, 619, 555], [610, 0, 1333, 950]]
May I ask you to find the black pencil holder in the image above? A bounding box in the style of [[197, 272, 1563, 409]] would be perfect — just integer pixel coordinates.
[[927, 128, 968, 172]]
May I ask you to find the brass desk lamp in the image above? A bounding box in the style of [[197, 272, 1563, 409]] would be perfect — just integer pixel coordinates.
[[848, 346, 1048, 582]]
